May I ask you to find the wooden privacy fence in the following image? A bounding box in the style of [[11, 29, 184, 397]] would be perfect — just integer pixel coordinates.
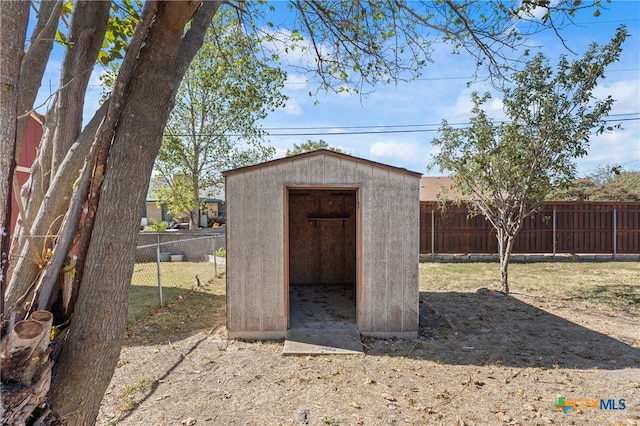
[[420, 202, 640, 256]]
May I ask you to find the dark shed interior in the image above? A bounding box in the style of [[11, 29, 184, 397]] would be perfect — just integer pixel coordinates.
[[288, 189, 357, 328]]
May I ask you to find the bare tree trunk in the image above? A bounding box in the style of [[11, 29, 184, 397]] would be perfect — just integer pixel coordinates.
[[16, 0, 62, 158], [51, 1, 110, 174], [21, 1, 109, 223], [5, 103, 108, 317], [48, 3, 221, 423], [6, 0, 111, 316], [497, 230, 512, 294], [192, 177, 201, 228], [0, 0, 30, 316]]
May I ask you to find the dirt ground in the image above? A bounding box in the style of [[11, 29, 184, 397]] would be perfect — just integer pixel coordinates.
[[98, 289, 640, 426]]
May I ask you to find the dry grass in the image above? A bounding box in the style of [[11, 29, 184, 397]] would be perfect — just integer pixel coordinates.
[[126, 261, 639, 343], [420, 261, 640, 313], [102, 261, 640, 425]]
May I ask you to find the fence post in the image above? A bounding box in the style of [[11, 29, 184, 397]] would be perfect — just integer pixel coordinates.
[[212, 236, 218, 278], [613, 208, 617, 260], [156, 233, 163, 306], [552, 208, 557, 260], [431, 209, 435, 257]]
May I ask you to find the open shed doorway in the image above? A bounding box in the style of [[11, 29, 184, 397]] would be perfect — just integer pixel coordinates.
[[287, 188, 358, 330]]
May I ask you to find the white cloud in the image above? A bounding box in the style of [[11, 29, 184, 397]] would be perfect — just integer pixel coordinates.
[[443, 85, 504, 121], [594, 79, 640, 113], [285, 73, 308, 90], [370, 141, 423, 160], [488, 97, 504, 116], [581, 121, 640, 174], [283, 99, 303, 115]]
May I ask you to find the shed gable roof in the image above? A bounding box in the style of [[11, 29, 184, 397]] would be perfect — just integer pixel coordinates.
[[223, 149, 422, 178]]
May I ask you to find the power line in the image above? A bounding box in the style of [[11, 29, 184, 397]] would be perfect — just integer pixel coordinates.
[[579, 159, 640, 176], [168, 115, 640, 137], [260, 113, 640, 131], [52, 65, 640, 88], [280, 68, 640, 85]]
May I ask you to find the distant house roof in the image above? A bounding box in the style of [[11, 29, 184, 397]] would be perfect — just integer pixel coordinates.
[[420, 176, 464, 201]]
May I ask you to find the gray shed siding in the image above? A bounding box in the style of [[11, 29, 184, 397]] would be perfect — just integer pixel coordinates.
[[225, 151, 419, 339]]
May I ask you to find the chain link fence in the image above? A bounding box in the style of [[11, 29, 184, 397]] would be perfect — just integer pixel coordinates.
[[133, 233, 226, 307]]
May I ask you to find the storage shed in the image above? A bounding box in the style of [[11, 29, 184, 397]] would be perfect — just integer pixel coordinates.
[[224, 149, 421, 339]]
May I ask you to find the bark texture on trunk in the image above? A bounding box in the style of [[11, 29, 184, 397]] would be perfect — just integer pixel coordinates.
[[5, 103, 108, 317], [48, 3, 221, 423], [0, 0, 30, 315], [497, 232, 513, 294], [16, 0, 62, 158], [5, 0, 111, 316], [50, 1, 110, 175]]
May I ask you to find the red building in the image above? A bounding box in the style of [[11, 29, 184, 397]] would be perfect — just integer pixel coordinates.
[[10, 112, 44, 235]]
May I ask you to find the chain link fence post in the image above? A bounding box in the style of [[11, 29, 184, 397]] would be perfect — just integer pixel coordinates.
[[156, 233, 163, 306]]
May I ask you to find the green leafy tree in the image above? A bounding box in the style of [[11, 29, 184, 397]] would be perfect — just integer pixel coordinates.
[[548, 166, 640, 201], [152, 171, 193, 222], [153, 9, 285, 228], [430, 27, 627, 294], [286, 139, 346, 156], [545, 177, 596, 201], [590, 168, 640, 201]]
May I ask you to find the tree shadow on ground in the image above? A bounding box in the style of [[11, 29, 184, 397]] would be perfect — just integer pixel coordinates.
[[363, 291, 640, 370], [114, 335, 209, 423], [125, 286, 226, 346]]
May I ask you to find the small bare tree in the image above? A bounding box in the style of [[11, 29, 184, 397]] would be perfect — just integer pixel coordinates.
[[430, 27, 628, 294]]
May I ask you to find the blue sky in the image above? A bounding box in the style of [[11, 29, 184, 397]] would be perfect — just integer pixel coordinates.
[[260, 1, 640, 177], [35, 1, 640, 178]]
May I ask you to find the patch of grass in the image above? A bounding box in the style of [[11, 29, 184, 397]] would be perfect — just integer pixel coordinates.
[[126, 262, 226, 344], [122, 376, 155, 395], [118, 377, 156, 411], [126, 260, 638, 345], [567, 284, 640, 312], [420, 262, 498, 291], [128, 261, 224, 323], [420, 261, 640, 313]]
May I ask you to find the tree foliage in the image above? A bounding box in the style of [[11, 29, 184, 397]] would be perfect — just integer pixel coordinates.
[[153, 8, 285, 227], [264, 0, 610, 93], [286, 139, 346, 156], [430, 26, 627, 294], [548, 167, 640, 201]]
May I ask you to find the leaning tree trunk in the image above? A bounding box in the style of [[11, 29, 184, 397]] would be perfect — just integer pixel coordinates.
[[6, 0, 111, 315], [15, 0, 62, 159], [48, 3, 221, 423], [0, 0, 29, 316]]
